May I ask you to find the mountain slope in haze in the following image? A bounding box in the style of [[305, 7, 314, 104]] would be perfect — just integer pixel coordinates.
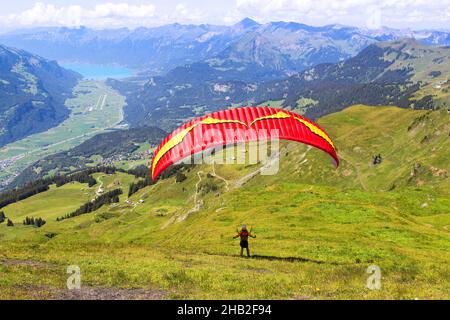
[[0, 106, 448, 299], [0, 45, 81, 147], [2, 20, 449, 77], [209, 22, 376, 73], [366, 27, 450, 45], [0, 23, 254, 75], [114, 39, 450, 131]]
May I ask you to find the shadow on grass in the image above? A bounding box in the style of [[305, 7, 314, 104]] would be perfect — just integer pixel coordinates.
[[250, 254, 329, 264], [204, 252, 349, 265]]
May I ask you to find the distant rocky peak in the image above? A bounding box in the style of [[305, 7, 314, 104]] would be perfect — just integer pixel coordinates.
[[234, 17, 260, 29]]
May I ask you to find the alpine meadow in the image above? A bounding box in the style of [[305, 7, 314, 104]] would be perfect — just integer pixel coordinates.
[[0, 1, 449, 302]]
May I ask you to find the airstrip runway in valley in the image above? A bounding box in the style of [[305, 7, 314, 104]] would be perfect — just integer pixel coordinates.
[[0, 81, 126, 189]]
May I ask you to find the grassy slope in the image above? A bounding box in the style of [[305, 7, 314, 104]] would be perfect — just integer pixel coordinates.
[[379, 40, 450, 109], [0, 106, 449, 299], [272, 105, 450, 191]]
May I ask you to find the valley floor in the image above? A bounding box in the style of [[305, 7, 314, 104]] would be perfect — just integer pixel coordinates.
[[0, 80, 126, 188]]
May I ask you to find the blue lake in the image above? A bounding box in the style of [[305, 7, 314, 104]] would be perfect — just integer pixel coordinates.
[[60, 63, 134, 80]]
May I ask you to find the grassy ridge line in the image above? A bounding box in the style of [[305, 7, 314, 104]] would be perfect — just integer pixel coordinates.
[[266, 105, 450, 191]]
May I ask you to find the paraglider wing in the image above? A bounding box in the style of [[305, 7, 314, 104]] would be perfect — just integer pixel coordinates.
[[151, 106, 338, 181]]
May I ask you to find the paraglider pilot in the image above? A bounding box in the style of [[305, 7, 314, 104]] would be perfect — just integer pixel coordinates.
[[234, 225, 256, 257]]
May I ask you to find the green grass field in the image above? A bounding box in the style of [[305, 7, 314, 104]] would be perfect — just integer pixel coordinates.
[[0, 81, 126, 186], [0, 105, 449, 299]]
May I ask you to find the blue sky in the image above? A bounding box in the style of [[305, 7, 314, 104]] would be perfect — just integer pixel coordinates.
[[0, 1, 449, 30]]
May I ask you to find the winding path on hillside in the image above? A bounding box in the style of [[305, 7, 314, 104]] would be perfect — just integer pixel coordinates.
[[234, 151, 280, 188], [179, 171, 205, 221], [162, 171, 205, 228], [338, 151, 368, 191], [166, 164, 232, 226], [96, 176, 105, 196], [211, 162, 230, 191]]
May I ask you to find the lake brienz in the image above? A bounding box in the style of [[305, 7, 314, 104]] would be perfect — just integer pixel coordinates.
[[60, 63, 134, 80]]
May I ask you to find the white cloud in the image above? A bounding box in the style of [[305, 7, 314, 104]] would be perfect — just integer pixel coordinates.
[[175, 3, 188, 15], [174, 3, 207, 23], [4, 2, 157, 28], [232, 0, 450, 30], [0, 0, 448, 30]]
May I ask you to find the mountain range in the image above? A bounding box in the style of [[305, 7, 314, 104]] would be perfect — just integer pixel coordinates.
[[9, 38, 449, 188], [1, 20, 449, 142], [111, 39, 450, 131], [1, 19, 449, 77], [1, 20, 449, 185]]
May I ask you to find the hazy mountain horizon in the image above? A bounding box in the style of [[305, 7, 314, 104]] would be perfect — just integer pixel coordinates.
[[2, 17, 450, 34], [1, 18, 449, 76]]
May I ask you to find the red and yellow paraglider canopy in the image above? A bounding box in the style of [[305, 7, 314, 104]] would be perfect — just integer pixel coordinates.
[[151, 106, 338, 181]]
